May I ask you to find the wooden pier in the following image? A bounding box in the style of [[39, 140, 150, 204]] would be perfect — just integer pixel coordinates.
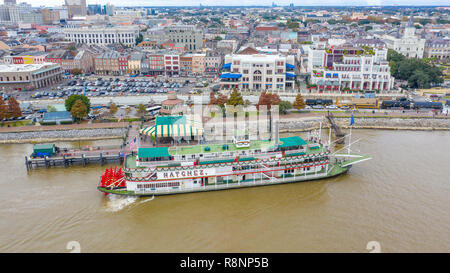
[[326, 112, 346, 144], [25, 152, 124, 170]]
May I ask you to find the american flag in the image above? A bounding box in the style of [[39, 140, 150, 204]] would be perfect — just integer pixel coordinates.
[[129, 137, 137, 150]]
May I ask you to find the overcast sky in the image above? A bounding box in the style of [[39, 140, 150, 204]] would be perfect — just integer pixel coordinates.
[[9, 0, 450, 7]]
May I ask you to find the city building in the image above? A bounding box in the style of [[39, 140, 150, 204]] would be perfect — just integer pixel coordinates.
[[308, 46, 395, 92], [220, 49, 296, 92], [129, 53, 144, 75], [161, 25, 203, 51], [65, 0, 87, 18], [180, 54, 193, 76], [204, 51, 222, 75], [381, 16, 425, 59], [0, 4, 20, 24], [164, 52, 180, 76], [41, 8, 61, 25], [0, 63, 63, 91], [424, 39, 450, 63], [63, 26, 139, 47], [160, 91, 184, 116], [192, 53, 205, 75], [148, 53, 165, 76]]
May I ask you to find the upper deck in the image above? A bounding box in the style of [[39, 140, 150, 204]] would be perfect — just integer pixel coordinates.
[[126, 136, 328, 170]]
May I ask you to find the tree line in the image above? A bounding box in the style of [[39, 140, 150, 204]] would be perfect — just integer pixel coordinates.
[[387, 49, 444, 89], [0, 97, 22, 120]]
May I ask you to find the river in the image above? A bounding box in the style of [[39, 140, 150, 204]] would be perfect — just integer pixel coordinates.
[[0, 130, 449, 252]]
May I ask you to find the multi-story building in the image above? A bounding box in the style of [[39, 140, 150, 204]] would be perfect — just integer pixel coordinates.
[[192, 53, 205, 75], [205, 51, 222, 75], [0, 63, 63, 91], [63, 26, 139, 47], [164, 25, 203, 51], [164, 52, 180, 76], [20, 11, 43, 24], [180, 54, 193, 76], [128, 53, 143, 75], [118, 55, 130, 75], [87, 4, 102, 15], [3, 52, 48, 65], [65, 0, 87, 18], [95, 51, 121, 75], [308, 46, 395, 92], [220, 49, 296, 92], [382, 16, 425, 59], [424, 39, 450, 63], [41, 8, 60, 25], [0, 4, 20, 24], [148, 53, 165, 76]]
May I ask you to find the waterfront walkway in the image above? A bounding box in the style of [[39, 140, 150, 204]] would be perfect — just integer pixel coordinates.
[[0, 121, 127, 133]]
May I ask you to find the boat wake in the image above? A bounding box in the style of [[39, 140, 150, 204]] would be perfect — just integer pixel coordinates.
[[139, 195, 155, 204], [104, 195, 139, 212], [104, 195, 155, 212]]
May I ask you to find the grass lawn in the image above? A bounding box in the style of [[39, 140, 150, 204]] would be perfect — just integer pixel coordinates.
[[0, 120, 31, 127]]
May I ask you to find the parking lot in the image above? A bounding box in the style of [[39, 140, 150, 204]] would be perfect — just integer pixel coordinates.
[[6, 75, 210, 102]]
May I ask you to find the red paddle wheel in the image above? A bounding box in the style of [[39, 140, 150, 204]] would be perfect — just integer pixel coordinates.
[[99, 167, 126, 195]]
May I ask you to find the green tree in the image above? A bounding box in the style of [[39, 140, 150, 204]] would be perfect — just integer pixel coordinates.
[[135, 34, 143, 45], [214, 36, 223, 41], [279, 101, 292, 115], [47, 105, 57, 112], [227, 88, 244, 106], [109, 103, 118, 117], [70, 99, 87, 122], [387, 49, 443, 88], [137, 104, 146, 117], [65, 95, 90, 113], [293, 93, 306, 110]]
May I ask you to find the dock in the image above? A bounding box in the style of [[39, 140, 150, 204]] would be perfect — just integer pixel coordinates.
[[25, 152, 124, 170], [326, 112, 346, 144]]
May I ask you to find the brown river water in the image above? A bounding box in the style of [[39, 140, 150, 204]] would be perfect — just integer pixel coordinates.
[[0, 130, 449, 253]]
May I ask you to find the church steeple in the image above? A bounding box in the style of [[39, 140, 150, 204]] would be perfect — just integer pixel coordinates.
[[408, 15, 414, 28]]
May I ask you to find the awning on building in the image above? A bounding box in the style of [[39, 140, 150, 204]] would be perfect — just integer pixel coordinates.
[[221, 63, 231, 69], [285, 73, 296, 78], [286, 63, 295, 69], [219, 73, 242, 79]]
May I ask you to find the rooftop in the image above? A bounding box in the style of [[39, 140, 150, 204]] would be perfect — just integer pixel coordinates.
[[0, 63, 59, 73]]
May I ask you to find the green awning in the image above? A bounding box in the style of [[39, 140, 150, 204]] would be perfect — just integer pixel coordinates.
[[138, 147, 171, 158], [279, 136, 307, 148]]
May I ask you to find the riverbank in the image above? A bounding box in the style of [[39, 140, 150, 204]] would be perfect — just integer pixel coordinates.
[[279, 116, 450, 133], [0, 128, 126, 144]]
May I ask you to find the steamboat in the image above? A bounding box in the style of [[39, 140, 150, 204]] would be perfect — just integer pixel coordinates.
[[97, 115, 370, 196]]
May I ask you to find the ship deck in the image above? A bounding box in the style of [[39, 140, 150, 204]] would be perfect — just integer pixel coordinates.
[[168, 139, 276, 156], [125, 143, 329, 169]]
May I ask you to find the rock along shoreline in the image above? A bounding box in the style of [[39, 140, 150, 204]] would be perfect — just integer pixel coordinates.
[[0, 128, 126, 144], [279, 117, 450, 133]]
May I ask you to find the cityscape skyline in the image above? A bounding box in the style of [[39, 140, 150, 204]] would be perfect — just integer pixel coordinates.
[[3, 0, 450, 8]]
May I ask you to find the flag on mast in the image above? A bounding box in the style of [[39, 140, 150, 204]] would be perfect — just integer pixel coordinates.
[[130, 136, 137, 150], [348, 112, 354, 154]]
